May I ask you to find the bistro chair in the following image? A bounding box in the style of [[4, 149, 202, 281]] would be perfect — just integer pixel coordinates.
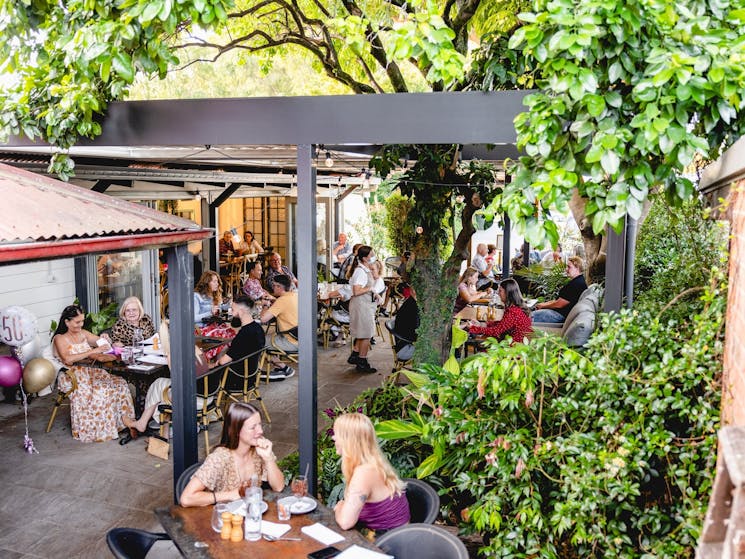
[[106, 527, 170, 559], [175, 461, 203, 504], [45, 368, 78, 433], [158, 364, 225, 454], [375, 523, 468, 559], [385, 319, 414, 374], [403, 478, 440, 524], [215, 348, 271, 422], [260, 319, 298, 383]]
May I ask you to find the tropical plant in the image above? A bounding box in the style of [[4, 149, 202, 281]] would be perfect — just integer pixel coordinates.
[[49, 300, 119, 336], [377, 266, 725, 557]]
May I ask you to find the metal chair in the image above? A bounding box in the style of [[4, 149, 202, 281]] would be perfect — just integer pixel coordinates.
[[45, 368, 78, 433], [216, 348, 271, 422], [175, 461, 203, 504], [105, 527, 170, 559], [403, 478, 440, 524], [385, 319, 414, 373], [375, 523, 468, 559]]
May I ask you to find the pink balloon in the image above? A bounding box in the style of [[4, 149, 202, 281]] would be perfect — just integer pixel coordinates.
[[0, 355, 23, 387]]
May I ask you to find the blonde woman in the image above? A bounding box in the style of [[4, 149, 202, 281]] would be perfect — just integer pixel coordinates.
[[110, 296, 155, 347], [333, 413, 410, 531]]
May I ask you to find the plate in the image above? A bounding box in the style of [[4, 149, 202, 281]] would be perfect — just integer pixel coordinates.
[[278, 496, 317, 514], [225, 499, 268, 517]]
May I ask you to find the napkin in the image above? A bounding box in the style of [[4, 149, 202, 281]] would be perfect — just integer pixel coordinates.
[[138, 354, 168, 365], [261, 521, 291, 538], [301, 523, 345, 545], [127, 364, 157, 371], [335, 545, 394, 559]]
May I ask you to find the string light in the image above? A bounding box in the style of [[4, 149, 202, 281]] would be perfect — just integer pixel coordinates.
[[324, 151, 334, 168]]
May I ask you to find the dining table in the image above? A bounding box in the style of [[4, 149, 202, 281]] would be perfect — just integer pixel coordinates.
[[155, 489, 387, 558]]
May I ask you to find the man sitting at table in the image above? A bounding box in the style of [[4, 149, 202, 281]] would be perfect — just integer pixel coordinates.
[[129, 296, 266, 434], [260, 274, 298, 380], [532, 256, 587, 324], [265, 252, 298, 293], [219, 230, 236, 258], [332, 232, 353, 266]]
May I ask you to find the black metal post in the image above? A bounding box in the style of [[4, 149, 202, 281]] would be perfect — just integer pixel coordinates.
[[501, 214, 511, 280], [604, 218, 627, 312], [624, 217, 638, 308], [296, 144, 319, 495], [166, 244, 198, 501]]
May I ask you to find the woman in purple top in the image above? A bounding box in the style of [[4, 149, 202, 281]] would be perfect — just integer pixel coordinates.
[[333, 413, 410, 532]]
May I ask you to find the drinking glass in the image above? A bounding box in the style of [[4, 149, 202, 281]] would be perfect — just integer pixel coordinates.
[[291, 474, 308, 507], [132, 328, 144, 356], [210, 503, 230, 533]]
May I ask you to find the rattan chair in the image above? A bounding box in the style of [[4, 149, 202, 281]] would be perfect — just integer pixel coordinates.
[[215, 348, 271, 422]]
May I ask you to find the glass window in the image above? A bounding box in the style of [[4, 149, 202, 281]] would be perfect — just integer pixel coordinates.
[[97, 252, 143, 309]]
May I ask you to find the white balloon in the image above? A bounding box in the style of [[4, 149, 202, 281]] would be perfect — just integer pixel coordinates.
[[0, 306, 38, 347], [11, 334, 42, 367]]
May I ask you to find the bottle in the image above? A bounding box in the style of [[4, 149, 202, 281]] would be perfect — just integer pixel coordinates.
[[230, 514, 244, 542], [244, 500, 262, 541], [220, 511, 232, 540]]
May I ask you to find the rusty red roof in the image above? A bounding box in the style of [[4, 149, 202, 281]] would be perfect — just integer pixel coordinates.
[[0, 163, 212, 264]]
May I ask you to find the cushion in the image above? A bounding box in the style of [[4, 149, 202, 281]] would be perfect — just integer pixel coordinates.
[[396, 344, 415, 361], [563, 309, 596, 347]]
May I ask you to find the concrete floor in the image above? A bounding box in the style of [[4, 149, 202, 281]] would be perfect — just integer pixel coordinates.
[[0, 332, 396, 558]]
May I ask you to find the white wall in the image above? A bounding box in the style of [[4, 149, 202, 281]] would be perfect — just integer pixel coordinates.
[[0, 260, 76, 346]]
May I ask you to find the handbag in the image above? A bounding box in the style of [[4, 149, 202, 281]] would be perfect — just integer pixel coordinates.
[[146, 436, 169, 460]]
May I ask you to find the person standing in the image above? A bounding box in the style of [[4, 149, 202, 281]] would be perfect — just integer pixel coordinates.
[[347, 245, 381, 373], [532, 256, 587, 323]]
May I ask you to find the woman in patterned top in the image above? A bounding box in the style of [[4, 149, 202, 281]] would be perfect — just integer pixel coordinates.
[[110, 296, 155, 347], [180, 403, 284, 506], [241, 261, 274, 304], [52, 304, 137, 442], [468, 278, 532, 345]]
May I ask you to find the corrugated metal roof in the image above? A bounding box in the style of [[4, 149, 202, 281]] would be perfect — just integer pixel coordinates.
[[0, 162, 204, 244]]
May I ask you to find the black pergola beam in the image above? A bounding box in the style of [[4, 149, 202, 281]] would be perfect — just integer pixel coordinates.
[[7, 92, 529, 148]]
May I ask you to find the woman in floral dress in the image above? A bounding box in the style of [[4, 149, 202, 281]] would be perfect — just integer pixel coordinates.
[[52, 304, 137, 442]]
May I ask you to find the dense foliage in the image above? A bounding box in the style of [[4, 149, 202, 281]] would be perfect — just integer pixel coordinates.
[[634, 195, 728, 320], [483, 0, 745, 246], [377, 272, 724, 557]]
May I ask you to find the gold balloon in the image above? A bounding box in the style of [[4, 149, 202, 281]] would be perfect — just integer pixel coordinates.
[[22, 358, 56, 394]]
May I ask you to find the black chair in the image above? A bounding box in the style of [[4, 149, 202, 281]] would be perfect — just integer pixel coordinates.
[[175, 461, 203, 504], [105, 528, 170, 559], [403, 478, 440, 524], [375, 523, 468, 559]]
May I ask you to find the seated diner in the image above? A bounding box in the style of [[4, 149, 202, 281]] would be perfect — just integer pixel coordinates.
[[180, 402, 284, 506], [453, 266, 492, 315], [333, 412, 410, 532], [467, 278, 532, 345], [110, 296, 155, 347]]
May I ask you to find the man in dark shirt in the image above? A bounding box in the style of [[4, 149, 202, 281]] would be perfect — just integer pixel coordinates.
[[531, 256, 588, 323], [216, 296, 266, 374]]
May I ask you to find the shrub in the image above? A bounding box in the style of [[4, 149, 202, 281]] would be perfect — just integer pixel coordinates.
[[378, 265, 725, 558]]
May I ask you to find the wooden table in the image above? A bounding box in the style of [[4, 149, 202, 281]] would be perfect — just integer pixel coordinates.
[[155, 490, 382, 558]]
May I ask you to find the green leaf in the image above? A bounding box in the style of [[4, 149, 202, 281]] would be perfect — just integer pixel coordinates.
[[402, 371, 430, 389], [585, 94, 606, 117], [601, 150, 620, 175], [141, 0, 163, 22], [111, 52, 134, 83], [416, 452, 442, 478], [375, 419, 423, 440]]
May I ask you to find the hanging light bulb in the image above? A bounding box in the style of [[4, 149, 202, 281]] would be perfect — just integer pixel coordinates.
[[324, 151, 334, 167], [230, 227, 241, 244], [362, 169, 371, 188]]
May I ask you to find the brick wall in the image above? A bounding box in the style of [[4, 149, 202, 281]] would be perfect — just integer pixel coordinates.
[[723, 181, 745, 425]]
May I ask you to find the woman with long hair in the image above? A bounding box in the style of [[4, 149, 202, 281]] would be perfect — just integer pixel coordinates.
[[333, 412, 410, 531], [193, 270, 225, 324], [180, 403, 284, 507], [453, 266, 491, 315], [468, 278, 532, 344], [52, 304, 137, 442], [346, 245, 381, 373]]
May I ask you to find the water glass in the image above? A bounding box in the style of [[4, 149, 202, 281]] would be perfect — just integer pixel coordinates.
[[244, 501, 262, 541], [121, 346, 134, 365], [291, 475, 308, 502], [210, 503, 230, 533]]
